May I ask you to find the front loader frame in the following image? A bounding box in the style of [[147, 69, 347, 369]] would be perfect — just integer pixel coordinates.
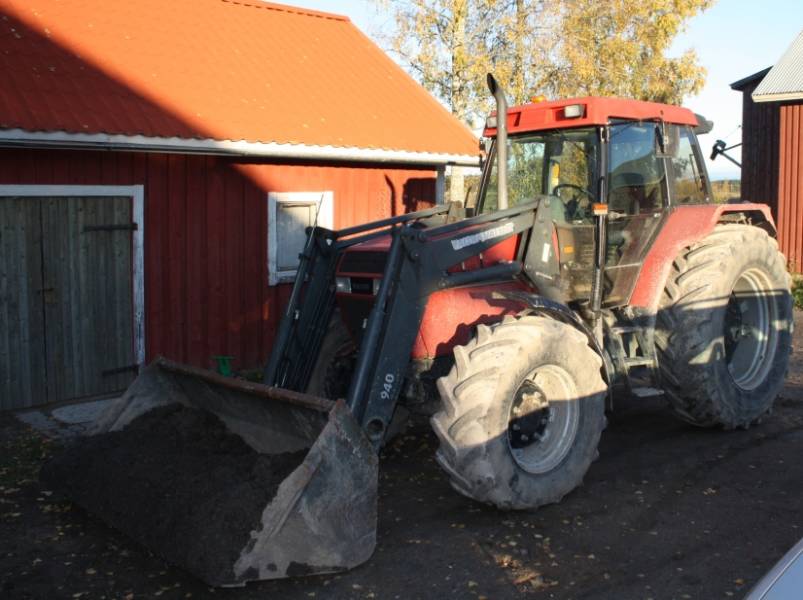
[[264, 201, 550, 446]]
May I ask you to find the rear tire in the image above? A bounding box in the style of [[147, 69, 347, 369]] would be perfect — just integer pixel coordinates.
[[431, 316, 607, 510], [655, 225, 793, 428]]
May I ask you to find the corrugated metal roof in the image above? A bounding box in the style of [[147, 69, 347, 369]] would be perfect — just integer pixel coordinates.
[[0, 0, 479, 161], [753, 29, 803, 103]]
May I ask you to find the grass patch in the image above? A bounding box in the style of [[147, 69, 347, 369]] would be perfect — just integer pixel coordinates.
[[793, 275, 803, 310], [0, 422, 58, 487]]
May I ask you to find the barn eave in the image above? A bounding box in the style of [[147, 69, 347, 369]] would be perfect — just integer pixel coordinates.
[[0, 129, 480, 168]]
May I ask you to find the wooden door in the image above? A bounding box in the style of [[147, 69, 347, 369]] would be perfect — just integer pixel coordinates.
[[0, 198, 47, 409], [0, 196, 135, 408], [41, 197, 135, 402]]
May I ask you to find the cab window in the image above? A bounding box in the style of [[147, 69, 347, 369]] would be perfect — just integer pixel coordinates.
[[482, 128, 599, 223], [608, 122, 668, 215], [668, 125, 708, 204], [603, 122, 668, 306]]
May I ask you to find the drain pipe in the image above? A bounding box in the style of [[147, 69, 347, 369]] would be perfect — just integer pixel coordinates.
[[487, 73, 509, 210]]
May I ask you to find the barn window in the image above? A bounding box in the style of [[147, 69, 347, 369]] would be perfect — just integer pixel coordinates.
[[268, 191, 334, 285]]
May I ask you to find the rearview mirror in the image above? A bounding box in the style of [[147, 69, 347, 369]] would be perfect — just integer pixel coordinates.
[[546, 139, 564, 157], [655, 122, 679, 158]]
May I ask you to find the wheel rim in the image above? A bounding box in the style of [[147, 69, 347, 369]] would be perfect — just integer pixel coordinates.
[[724, 268, 778, 390], [507, 365, 580, 475]]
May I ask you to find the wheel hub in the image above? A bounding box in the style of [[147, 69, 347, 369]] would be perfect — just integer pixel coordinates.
[[724, 269, 777, 391], [508, 381, 550, 448], [507, 366, 580, 475]]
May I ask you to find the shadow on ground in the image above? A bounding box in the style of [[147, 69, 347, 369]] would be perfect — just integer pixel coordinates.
[[2, 311, 802, 599]]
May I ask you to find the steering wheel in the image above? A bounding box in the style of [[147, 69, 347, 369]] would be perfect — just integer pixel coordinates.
[[552, 184, 594, 221]]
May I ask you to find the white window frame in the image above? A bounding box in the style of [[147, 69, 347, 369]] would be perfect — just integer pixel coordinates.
[[268, 191, 333, 285], [0, 184, 146, 367]]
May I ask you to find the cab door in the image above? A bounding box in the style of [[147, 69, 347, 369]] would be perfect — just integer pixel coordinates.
[[603, 122, 670, 306]]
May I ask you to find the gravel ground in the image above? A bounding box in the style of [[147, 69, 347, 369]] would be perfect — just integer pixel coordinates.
[[1, 311, 801, 600]]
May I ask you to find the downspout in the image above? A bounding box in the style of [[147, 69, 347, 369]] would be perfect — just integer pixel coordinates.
[[486, 74, 509, 210]]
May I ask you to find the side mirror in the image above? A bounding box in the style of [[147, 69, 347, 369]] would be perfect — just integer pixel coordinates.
[[711, 139, 726, 161]]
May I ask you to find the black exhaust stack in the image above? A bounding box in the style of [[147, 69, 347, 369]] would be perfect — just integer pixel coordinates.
[[487, 73, 509, 210]]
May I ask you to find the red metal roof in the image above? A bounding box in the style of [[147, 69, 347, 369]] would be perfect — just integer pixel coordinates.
[[0, 0, 478, 160], [484, 97, 699, 137]]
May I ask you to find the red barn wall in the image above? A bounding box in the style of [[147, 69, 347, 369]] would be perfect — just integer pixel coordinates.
[[0, 148, 436, 370], [779, 103, 803, 273], [738, 80, 803, 273]]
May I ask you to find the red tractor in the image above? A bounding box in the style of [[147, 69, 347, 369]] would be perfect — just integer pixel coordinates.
[[48, 76, 793, 585], [265, 75, 793, 510]]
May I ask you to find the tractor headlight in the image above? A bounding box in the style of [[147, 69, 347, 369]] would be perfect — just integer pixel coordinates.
[[335, 277, 351, 293], [563, 103, 585, 118]]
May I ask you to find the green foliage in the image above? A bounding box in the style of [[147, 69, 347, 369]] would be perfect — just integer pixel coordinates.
[[710, 180, 741, 203], [550, 0, 714, 104], [378, 0, 715, 124], [793, 275, 803, 310]]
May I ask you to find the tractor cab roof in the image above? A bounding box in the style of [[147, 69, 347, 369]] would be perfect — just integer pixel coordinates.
[[483, 96, 699, 137]]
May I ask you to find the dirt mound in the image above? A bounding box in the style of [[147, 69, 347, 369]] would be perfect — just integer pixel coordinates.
[[40, 404, 306, 585]]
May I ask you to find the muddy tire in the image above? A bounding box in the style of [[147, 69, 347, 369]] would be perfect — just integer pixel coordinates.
[[655, 225, 793, 428], [306, 316, 355, 400], [431, 315, 607, 510], [307, 317, 410, 440]]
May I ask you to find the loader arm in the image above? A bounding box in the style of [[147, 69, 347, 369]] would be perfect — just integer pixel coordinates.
[[265, 200, 550, 447]]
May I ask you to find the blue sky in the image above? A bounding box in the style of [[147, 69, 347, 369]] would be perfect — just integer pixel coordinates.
[[300, 0, 802, 180]]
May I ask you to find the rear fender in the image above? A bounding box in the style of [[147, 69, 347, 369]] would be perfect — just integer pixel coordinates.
[[629, 203, 776, 311]]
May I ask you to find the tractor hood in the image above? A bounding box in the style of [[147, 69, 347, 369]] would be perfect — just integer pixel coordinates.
[[336, 236, 391, 277]]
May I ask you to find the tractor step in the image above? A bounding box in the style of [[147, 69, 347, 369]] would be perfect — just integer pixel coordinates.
[[623, 357, 656, 367], [611, 325, 640, 334], [631, 386, 665, 398]]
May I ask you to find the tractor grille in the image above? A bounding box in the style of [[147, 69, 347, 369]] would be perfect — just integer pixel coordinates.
[[338, 251, 387, 275]]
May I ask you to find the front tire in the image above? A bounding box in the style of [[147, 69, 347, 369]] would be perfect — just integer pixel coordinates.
[[306, 317, 355, 399], [431, 316, 607, 510], [655, 224, 793, 428]]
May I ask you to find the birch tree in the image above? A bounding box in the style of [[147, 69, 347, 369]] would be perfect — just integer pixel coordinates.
[[549, 0, 714, 104], [378, 0, 713, 200], [381, 1, 484, 202]]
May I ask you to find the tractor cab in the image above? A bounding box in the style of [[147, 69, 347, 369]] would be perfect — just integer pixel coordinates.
[[477, 97, 712, 307]]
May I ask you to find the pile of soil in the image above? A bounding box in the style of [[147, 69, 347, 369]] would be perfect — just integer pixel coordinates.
[[40, 405, 307, 585]]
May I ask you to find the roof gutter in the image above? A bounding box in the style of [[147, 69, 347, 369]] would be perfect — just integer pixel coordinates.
[[752, 91, 803, 103], [0, 129, 480, 167]]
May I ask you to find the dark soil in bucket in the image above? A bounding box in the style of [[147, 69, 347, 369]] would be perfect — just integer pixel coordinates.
[[40, 404, 307, 586]]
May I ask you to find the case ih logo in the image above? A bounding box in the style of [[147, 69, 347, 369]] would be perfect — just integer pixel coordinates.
[[451, 222, 515, 251]]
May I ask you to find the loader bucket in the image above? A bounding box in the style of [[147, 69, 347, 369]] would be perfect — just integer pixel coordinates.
[[41, 358, 378, 587]]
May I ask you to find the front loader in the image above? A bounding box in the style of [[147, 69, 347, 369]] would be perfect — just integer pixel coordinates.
[[43, 75, 794, 586]]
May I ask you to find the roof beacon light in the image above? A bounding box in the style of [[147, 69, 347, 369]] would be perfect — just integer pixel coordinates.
[[563, 104, 585, 118], [531, 95, 547, 103]]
